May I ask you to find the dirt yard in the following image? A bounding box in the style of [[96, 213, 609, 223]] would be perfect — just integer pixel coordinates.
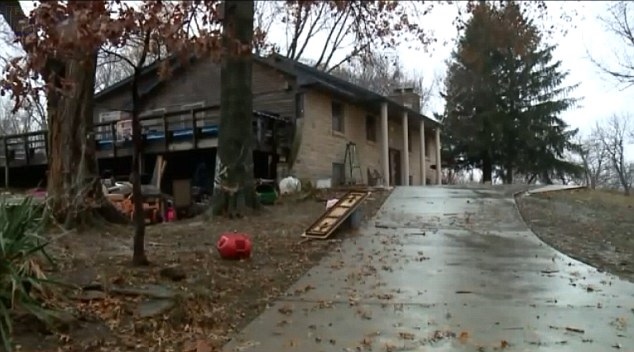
[[12, 188, 391, 352], [516, 188, 634, 283]]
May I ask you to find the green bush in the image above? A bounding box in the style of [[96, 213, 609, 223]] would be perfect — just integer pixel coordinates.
[[0, 197, 56, 351]]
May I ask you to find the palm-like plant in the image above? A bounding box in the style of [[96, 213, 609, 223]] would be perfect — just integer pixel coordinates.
[[0, 197, 56, 351]]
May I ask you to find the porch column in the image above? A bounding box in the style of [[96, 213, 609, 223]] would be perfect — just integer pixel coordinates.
[[380, 102, 389, 187], [420, 120, 426, 185], [435, 127, 442, 185], [402, 111, 410, 186]]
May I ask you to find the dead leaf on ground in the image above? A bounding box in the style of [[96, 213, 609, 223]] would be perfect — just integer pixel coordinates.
[[565, 327, 585, 334], [399, 331, 415, 340]]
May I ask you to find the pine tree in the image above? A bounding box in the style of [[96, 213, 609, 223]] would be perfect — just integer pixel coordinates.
[[442, 1, 581, 184]]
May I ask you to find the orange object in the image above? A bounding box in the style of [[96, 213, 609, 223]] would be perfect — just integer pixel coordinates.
[[127, 195, 161, 224]]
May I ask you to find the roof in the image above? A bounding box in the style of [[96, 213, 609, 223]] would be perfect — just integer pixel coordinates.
[[94, 55, 190, 110], [95, 53, 441, 128], [262, 54, 440, 127]]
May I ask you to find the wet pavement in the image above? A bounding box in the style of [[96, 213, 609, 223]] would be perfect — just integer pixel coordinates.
[[223, 185, 634, 351]]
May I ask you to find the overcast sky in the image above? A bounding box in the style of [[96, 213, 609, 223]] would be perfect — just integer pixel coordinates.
[[5, 1, 634, 159], [268, 1, 633, 158]]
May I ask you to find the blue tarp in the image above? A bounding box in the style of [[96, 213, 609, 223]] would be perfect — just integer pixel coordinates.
[[96, 125, 219, 149]]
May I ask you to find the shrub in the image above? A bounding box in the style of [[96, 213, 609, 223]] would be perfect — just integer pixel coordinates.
[[0, 197, 56, 351]]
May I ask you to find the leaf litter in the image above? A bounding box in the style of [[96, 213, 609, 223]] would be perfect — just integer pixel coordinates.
[[11, 189, 391, 351]]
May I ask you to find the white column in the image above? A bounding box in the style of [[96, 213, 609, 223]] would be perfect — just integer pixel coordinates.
[[402, 111, 409, 186], [435, 128, 442, 185], [420, 120, 426, 185], [380, 102, 389, 187]]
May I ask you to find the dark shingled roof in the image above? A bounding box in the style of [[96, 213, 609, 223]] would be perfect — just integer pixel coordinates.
[[95, 53, 441, 127]]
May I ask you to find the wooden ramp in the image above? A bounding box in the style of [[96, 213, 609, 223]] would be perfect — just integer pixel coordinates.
[[301, 191, 369, 239]]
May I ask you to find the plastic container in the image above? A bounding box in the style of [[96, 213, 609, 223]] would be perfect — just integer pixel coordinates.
[[256, 184, 277, 205], [217, 233, 253, 260]]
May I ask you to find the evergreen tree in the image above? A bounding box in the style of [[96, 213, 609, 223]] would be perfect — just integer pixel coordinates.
[[441, 1, 581, 183]]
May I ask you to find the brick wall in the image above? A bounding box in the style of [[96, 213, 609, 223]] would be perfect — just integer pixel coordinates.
[[294, 90, 439, 185]]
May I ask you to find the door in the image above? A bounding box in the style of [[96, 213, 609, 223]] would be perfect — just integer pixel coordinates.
[[389, 148, 401, 186]]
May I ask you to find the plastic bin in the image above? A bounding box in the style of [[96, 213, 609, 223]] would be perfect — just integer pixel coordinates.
[[256, 184, 277, 205]]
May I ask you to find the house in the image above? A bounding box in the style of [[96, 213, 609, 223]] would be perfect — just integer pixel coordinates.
[[92, 53, 443, 190]]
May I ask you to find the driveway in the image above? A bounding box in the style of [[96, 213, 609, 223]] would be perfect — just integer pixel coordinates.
[[223, 186, 634, 351]]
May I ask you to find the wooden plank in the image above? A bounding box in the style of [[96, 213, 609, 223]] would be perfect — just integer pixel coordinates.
[[301, 191, 369, 239]]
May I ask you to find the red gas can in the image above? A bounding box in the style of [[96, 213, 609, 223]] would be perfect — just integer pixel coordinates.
[[216, 233, 253, 260]]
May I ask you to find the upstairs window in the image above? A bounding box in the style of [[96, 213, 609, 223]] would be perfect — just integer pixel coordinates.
[[331, 101, 344, 133]]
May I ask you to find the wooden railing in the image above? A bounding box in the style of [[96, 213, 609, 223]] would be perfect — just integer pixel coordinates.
[[0, 105, 291, 168]]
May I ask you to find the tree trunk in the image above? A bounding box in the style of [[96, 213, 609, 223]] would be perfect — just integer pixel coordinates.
[[1, 1, 124, 228], [130, 67, 148, 265], [47, 56, 100, 228], [503, 165, 513, 184], [481, 151, 492, 184], [211, 0, 259, 217]]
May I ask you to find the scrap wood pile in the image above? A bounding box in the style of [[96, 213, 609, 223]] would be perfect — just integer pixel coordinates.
[[103, 182, 171, 224], [103, 156, 171, 224]]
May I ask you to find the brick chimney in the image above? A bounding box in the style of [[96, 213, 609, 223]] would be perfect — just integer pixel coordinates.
[[389, 87, 421, 113]]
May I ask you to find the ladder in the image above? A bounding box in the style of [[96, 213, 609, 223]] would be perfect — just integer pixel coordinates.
[[344, 142, 362, 185]]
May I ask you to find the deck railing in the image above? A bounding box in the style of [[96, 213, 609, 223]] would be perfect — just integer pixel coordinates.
[[0, 105, 290, 167]]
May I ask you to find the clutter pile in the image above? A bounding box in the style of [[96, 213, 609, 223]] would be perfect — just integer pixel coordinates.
[[102, 156, 173, 224]]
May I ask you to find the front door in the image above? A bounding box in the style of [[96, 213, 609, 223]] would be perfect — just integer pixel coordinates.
[[389, 148, 401, 186]]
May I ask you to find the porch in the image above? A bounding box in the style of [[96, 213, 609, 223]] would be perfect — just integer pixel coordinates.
[[380, 101, 442, 187]]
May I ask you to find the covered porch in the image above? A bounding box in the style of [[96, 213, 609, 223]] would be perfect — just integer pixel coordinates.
[[379, 101, 442, 187]]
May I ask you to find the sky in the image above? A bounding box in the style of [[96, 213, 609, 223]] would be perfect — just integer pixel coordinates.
[[3, 1, 634, 160]]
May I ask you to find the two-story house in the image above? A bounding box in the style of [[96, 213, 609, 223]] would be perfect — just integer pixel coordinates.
[[92, 53, 443, 190]]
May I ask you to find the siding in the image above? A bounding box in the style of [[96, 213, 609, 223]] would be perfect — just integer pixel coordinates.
[[93, 60, 296, 121]]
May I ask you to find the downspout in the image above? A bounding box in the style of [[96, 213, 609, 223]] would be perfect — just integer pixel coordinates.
[[287, 81, 304, 173]]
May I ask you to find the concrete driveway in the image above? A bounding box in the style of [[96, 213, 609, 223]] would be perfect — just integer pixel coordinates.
[[223, 186, 634, 351]]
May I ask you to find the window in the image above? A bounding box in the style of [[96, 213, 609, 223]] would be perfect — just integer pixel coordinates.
[[408, 130, 412, 152], [366, 115, 377, 142], [331, 101, 344, 133], [332, 162, 345, 186]]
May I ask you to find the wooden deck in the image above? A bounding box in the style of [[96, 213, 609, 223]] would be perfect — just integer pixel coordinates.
[[0, 106, 292, 168]]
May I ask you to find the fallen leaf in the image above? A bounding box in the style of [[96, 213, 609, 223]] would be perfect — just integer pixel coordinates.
[[565, 327, 585, 334], [399, 332, 415, 340]]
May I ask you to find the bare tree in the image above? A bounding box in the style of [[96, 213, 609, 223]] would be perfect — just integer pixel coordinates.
[[95, 33, 170, 92], [0, 17, 47, 131], [596, 114, 633, 195], [591, 1, 634, 88], [257, 1, 435, 72], [330, 51, 441, 112], [577, 132, 610, 189]]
